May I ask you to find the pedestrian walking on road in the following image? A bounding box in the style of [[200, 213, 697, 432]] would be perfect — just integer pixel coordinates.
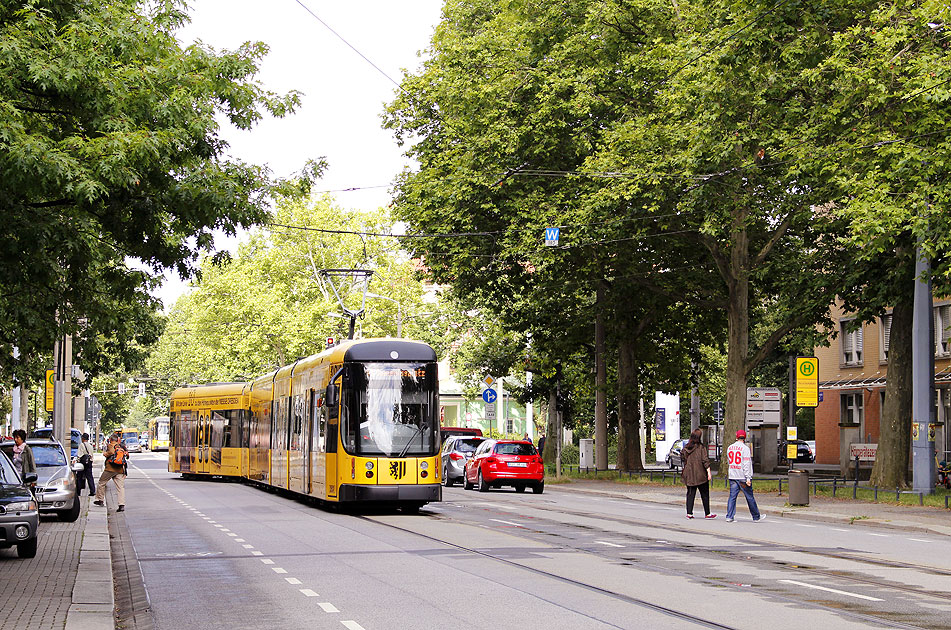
[[11, 429, 35, 487], [725, 430, 763, 522], [681, 429, 715, 519], [94, 434, 128, 512], [76, 433, 96, 496]]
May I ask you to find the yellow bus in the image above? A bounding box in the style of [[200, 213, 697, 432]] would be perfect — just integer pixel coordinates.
[[148, 416, 170, 451], [168, 338, 441, 511]]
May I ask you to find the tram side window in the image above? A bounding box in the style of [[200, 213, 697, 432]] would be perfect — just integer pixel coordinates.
[[292, 394, 304, 451], [169, 412, 177, 445]]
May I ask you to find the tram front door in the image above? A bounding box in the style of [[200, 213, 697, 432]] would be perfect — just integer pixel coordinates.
[[195, 409, 211, 474]]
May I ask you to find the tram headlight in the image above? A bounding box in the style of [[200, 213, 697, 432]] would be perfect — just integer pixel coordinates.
[[419, 461, 428, 470], [365, 461, 374, 470]]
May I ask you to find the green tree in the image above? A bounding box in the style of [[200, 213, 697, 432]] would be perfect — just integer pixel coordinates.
[[147, 197, 435, 384], [0, 0, 320, 382]]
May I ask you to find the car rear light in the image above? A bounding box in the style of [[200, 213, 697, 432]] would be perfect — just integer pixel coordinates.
[[449, 453, 464, 461]]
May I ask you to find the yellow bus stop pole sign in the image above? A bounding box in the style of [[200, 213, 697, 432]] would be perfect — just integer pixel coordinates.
[[796, 357, 819, 407], [45, 369, 54, 411]]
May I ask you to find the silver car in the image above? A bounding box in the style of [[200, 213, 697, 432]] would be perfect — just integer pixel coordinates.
[[440, 436, 485, 487], [0, 439, 83, 522]]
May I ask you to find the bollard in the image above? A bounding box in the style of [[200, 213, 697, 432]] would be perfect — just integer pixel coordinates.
[[833, 478, 837, 497], [779, 478, 783, 495], [920, 492, 924, 506], [874, 486, 878, 501], [896, 487, 900, 502]]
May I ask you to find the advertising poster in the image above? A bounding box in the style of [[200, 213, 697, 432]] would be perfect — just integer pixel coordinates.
[[654, 408, 666, 441]]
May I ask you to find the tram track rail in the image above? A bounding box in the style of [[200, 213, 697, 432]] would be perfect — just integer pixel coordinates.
[[357, 511, 925, 630], [518, 500, 951, 606]]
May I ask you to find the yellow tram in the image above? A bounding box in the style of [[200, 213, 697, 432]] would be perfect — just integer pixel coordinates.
[[148, 416, 170, 451], [168, 338, 442, 509]]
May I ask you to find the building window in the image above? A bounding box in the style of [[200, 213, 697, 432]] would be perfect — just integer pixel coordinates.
[[936, 305, 951, 358], [880, 313, 892, 363], [505, 418, 514, 434], [841, 392, 864, 426], [840, 319, 863, 366]]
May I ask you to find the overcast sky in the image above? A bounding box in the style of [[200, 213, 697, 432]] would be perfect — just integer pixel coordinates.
[[156, 0, 444, 308]]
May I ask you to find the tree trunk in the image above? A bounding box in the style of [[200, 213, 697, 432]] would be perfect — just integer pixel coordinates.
[[870, 298, 913, 488], [595, 285, 608, 470], [721, 221, 751, 477], [544, 389, 557, 464], [617, 335, 644, 471]]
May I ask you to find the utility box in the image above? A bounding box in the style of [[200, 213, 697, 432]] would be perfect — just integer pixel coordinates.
[[788, 469, 809, 506], [579, 439, 595, 469]]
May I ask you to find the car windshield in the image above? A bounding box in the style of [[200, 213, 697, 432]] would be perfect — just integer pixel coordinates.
[[125, 438, 139, 445], [344, 361, 438, 457], [494, 443, 536, 456], [0, 452, 22, 485], [454, 438, 483, 453], [31, 444, 67, 467]]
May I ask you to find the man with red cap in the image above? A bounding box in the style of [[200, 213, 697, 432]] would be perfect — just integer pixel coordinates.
[[725, 429, 763, 522]]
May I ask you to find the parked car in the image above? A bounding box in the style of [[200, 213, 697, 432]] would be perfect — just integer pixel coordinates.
[[778, 439, 814, 463], [665, 439, 687, 470], [0, 439, 81, 522], [440, 436, 485, 486], [462, 439, 544, 493], [440, 426, 483, 444], [30, 426, 82, 459], [123, 436, 142, 453], [0, 449, 39, 558]]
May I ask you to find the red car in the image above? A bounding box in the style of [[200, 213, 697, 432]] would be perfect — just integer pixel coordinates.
[[462, 439, 544, 493]]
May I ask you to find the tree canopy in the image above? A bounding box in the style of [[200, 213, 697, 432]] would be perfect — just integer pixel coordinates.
[[0, 0, 320, 382]]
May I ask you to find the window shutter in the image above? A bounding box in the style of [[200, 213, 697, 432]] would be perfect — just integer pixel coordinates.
[[882, 315, 891, 357], [842, 323, 852, 358], [941, 306, 951, 347]]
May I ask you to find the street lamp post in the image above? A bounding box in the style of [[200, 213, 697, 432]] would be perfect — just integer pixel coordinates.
[[365, 292, 402, 338]]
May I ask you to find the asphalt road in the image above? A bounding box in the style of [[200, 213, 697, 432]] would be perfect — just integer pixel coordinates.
[[122, 453, 951, 630]]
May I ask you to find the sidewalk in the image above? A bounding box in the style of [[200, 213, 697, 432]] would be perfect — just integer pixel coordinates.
[[551, 478, 951, 536], [0, 455, 115, 630]]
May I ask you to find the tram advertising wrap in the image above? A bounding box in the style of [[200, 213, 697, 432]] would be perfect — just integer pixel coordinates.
[[168, 339, 442, 510]]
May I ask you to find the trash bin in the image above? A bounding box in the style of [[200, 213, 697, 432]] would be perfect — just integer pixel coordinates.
[[788, 469, 809, 506]]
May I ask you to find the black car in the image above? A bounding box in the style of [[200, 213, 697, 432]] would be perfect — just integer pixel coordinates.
[[0, 450, 39, 558], [779, 439, 814, 463], [666, 439, 687, 470]]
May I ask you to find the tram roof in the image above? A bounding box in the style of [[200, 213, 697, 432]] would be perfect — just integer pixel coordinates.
[[169, 382, 249, 400]]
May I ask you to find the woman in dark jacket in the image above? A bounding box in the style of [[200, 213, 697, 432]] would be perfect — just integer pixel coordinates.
[[680, 429, 715, 519]]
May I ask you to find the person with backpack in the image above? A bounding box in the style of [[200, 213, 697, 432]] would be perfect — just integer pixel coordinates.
[[93, 433, 128, 512]]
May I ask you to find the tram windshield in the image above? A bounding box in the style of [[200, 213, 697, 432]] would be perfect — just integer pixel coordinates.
[[344, 361, 438, 457]]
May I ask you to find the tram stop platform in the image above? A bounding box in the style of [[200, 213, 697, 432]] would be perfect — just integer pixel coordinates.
[[0, 455, 116, 630]]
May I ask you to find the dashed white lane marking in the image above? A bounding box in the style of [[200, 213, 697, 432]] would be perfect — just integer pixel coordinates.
[[207, 520, 216, 524], [794, 523, 816, 528], [272, 568, 287, 574], [285, 578, 302, 585], [831, 528, 849, 532], [779, 579, 884, 602], [252, 551, 263, 556], [242, 544, 254, 549], [261, 559, 274, 565], [318, 603, 339, 613], [220, 528, 231, 532], [594, 541, 624, 548], [340, 621, 366, 630], [235, 538, 245, 542], [909, 538, 931, 543], [300, 589, 319, 597], [227, 533, 238, 537], [868, 533, 889, 537], [490, 518, 523, 527]]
